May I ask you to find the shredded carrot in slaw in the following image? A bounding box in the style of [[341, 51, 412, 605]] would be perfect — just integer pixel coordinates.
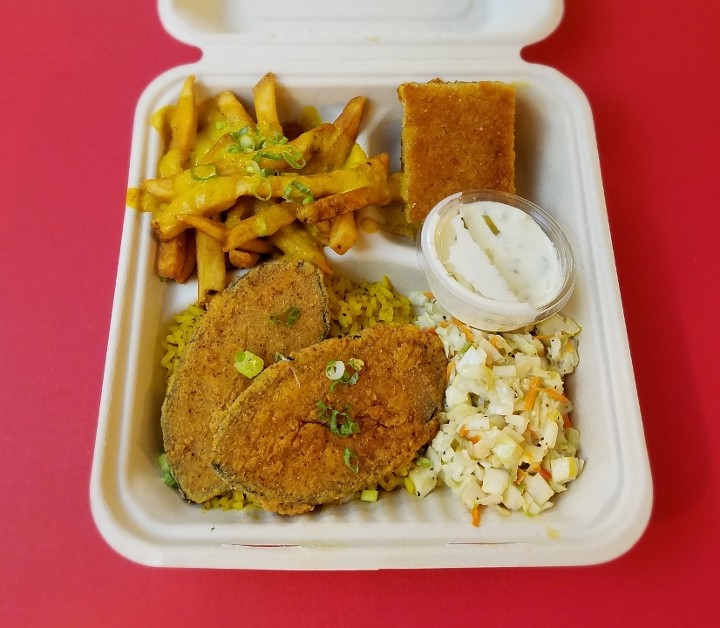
[[542, 387, 571, 405], [471, 505, 481, 527], [451, 316, 475, 342], [524, 376, 542, 411]]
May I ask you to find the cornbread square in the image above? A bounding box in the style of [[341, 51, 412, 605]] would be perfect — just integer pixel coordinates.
[[398, 80, 516, 222]]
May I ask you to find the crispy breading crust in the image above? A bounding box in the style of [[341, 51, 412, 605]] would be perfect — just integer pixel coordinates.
[[211, 324, 447, 515], [161, 259, 329, 503], [398, 79, 516, 222]]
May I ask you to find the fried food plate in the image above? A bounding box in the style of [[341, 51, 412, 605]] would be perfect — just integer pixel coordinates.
[[90, 0, 651, 569]]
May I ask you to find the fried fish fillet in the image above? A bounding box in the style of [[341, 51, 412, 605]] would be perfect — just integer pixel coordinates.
[[398, 79, 516, 222], [211, 324, 447, 514], [161, 259, 329, 503]]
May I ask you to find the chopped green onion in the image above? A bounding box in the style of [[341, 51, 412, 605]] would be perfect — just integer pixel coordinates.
[[274, 352, 289, 362], [282, 146, 306, 169], [190, 164, 218, 181], [282, 180, 315, 205], [416, 456, 432, 469], [214, 120, 228, 130], [239, 134, 256, 151], [226, 144, 241, 154], [252, 177, 272, 202], [234, 350, 264, 378], [256, 216, 268, 237], [483, 214, 500, 235], [158, 453, 178, 488], [327, 358, 362, 392], [360, 489, 378, 502], [343, 447, 359, 473], [270, 305, 301, 326], [338, 415, 360, 436], [252, 150, 283, 163], [325, 359, 345, 381], [315, 400, 359, 436], [265, 130, 289, 145], [245, 161, 261, 176]]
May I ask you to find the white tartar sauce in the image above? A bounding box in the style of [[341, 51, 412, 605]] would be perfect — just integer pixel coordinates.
[[434, 200, 562, 305]]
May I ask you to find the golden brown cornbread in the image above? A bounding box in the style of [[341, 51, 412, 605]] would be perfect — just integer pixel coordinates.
[[397, 80, 516, 222]]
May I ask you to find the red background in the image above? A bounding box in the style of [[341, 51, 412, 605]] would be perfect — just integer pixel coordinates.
[[1, 1, 717, 625]]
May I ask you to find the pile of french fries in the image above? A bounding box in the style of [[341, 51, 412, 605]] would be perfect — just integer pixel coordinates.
[[128, 73, 401, 305]]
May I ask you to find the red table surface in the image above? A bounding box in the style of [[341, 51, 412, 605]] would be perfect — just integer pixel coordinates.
[[1, 0, 717, 625]]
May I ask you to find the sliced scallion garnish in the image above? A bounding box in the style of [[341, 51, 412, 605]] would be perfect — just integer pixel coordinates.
[[325, 359, 345, 381], [269, 305, 300, 326], [252, 150, 283, 162], [158, 453, 178, 488], [234, 350, 264, 378], [190, 164, 218, 181], [315, 400, 359, 436], [483, 214, 500, 235], [360, 489, 378, 502], [344, 447, 359, 473], [282, 180, 314, 205], [252, 177, 272, 202], [282, 146, 306, 169], [327, 358, 362, 392]]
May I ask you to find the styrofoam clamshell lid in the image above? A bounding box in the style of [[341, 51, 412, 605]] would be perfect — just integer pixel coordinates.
[[90, 0, 653, 570], [160, 0, 563, 61]]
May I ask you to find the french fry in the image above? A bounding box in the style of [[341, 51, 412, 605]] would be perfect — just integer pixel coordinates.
[[296, 184, 390, 224], [142, 170, 196, 202], [216, 90, 255, 130], [127, 187, 164, 214], [191, 96, 230, 164], [359, 202, 419, 240], [295, 152, 391, 224], [178, 214, 227, 242], [158, 75, 198, 177], [234, 238, 275, 254], [156, 230, 195, 283], [269, 222, 333, 275], [303, 221, 331, 246], [151, 105, 174, 151], [224, 201, 298, 252], [270, 153, 390, 202], [223, 197, 255, 230], [323, 140, 366, 253], [253, 72, 282, 137], [228, 249, 261, 269], [328, 213, 357, 255], [152, 176, 244, 241], [302, 96, 367, 174], [387, 171, 405, 202], [152, 76, 200, 279], [195, 226, 226, 306]]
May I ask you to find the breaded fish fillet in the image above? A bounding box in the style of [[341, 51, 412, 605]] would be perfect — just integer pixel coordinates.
[[161, 259, 329, 503], [211, 324, 447, 515], [398, 79, 516, 222]]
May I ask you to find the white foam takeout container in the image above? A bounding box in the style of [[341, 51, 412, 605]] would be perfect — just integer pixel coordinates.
[[90, 0, 652, 569]]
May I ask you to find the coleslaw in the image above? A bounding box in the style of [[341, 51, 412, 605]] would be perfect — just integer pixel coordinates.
[[409, 293, 583, 522]]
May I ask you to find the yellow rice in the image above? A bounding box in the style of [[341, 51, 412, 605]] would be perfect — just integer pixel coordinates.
[[326, 275, 413, 337], [160, 303, 205, 378]]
